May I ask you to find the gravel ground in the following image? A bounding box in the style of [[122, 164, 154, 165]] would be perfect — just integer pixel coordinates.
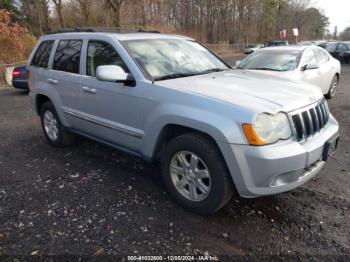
[[0, 60, 349, 260]]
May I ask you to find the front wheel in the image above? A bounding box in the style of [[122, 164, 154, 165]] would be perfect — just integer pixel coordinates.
[[325, 75, 339, 99], [161, 133, 234, 215]]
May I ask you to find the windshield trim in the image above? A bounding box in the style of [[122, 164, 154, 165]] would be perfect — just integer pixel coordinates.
[[120, 39, 231, 82]]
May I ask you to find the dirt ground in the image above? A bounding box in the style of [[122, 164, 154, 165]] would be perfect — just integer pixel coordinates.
[[0, 60, 349, 260]]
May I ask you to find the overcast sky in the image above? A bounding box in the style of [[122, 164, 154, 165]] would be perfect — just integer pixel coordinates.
[[313, 0, 350, 33]]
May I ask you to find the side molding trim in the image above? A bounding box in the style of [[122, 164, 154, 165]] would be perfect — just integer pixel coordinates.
[[64, 109, 143, 139]]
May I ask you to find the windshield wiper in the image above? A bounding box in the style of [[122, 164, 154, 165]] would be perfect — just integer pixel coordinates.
[[244, 67, 284, 72], [197, 68, 228, 74], [154, 68, 228, 81], [154, 73, 198, 81]]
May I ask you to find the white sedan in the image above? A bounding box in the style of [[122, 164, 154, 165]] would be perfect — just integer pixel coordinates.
[[236, 46, 341, 98]]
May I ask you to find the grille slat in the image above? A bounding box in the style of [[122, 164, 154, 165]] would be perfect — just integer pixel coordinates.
[[302, 111, 311, 136], [291, 100, 330, 142], [320, 103, 327, 125], [292, 115, 304, 141], [315, 105, 324, 128], [309, 108, 319, 132]]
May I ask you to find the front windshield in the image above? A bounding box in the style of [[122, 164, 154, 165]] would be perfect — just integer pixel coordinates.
[[123, 39, 229, 80], [238, 50, 301, 72]]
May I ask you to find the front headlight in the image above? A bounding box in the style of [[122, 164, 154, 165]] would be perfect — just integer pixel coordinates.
[[242, 112, 292, 145]]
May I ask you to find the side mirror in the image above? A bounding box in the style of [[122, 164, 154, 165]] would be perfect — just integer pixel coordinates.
[[301, 63, 319, 71], [96, 65, 132, 83], [235, 60, 241, 68]]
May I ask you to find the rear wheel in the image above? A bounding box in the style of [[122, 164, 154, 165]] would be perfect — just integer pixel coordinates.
[[325, 75, 339, 99], [161, 133, 234, 215], [40, 101, 74, 147]]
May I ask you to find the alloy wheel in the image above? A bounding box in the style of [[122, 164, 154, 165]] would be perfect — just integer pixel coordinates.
[[43, 110, 59, 141], [170, 151, 211, 202], [330, 76, 339, 97]]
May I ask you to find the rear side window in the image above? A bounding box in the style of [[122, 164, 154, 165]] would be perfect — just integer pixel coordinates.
[[336, 43, 349, 52], [53, 40, 83, 74], [315, 48, 329, 64], [303, 50, 317, 65], [31, 41, 54, 68]]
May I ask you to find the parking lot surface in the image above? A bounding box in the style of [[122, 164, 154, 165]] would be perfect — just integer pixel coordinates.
[[0, 61, 349, 258]]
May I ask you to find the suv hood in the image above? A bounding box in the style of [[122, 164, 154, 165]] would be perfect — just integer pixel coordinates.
[[158, 70, 323, 113]]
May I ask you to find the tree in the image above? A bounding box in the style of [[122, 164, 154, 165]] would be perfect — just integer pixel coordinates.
[[5, 0, 329, 45], [0, 0, 19, 16], [340, 27, 350, 41], [51, 0, 64, 28], [77, 0, 92, 25], [105, 0, 124, 27], [303, 8, 329, 39], [0, 9, 36, 64], [19, 0, 50, 36]]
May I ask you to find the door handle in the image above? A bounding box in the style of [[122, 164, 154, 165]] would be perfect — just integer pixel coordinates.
[[48, 78, 58, 85], [82, 86, 96, 94]]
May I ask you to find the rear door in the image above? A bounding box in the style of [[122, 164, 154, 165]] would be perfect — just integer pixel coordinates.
[[314, 47, 333, 93], [50, 39, 84, 128]]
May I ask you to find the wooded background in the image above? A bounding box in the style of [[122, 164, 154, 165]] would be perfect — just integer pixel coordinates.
[[1, 0, 350, 65]]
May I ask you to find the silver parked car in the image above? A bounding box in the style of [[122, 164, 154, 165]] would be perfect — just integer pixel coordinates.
[[244, 44, 264, 54], [237, 46, 341, 98], [28, 30, 339, 214]]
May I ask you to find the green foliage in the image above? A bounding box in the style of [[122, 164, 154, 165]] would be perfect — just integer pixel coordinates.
[[0, 0, 19, 18], [263, 0, 285, 28], [304, 8, 329, 39], [340, 27, 350, 41]]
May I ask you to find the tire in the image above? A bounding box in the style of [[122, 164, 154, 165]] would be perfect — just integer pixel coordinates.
[[40, 101, 74, 147], [325, 75, 339, 99], [161, 133, 234, 215]]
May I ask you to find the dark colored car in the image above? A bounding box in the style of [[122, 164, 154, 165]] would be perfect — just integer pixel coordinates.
[[325, 42, 350, 64], [318, 41, 331, 49], [12, 66, 28, 90], [264, 40, 289, 47]]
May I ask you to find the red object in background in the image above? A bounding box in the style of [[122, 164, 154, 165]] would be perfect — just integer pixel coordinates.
[[279, 30, 287, 39], [12, 69, 22, 78]]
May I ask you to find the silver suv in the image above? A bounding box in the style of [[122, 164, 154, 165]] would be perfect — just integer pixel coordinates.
[[28, 30, 339, 214]]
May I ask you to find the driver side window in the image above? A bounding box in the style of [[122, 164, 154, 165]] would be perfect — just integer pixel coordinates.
[[303, 50, 318, 66], [86, 40, 129, 77]]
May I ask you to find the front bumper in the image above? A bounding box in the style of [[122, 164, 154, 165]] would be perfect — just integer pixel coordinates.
[[219, 114, 339, 198]]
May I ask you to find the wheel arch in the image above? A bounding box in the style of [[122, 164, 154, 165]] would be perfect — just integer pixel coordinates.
[[35, 94, 51, 115], [152, 124, 220, 160]]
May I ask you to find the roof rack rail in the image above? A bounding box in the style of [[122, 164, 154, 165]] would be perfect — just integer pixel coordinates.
[[47, 27, 160, 35]]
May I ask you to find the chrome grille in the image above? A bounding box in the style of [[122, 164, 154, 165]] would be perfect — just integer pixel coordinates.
[[290, 99, 330, 142]]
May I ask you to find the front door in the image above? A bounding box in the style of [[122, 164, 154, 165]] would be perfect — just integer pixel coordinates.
[[300, 49, 322, 88], [335, 43, 349, 63], [80, 40, 144, 151]]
